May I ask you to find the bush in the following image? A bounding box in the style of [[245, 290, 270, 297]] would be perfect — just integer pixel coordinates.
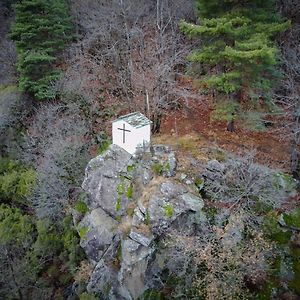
[[0, 158, 36, 205]]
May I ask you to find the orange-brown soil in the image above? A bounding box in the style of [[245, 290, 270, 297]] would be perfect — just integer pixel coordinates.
[[157, 95, 290, 171]]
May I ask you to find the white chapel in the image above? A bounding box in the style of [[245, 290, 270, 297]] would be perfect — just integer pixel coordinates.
[[112, 112, 152, 155]]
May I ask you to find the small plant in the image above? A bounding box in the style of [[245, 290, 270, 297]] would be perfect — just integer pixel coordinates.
[[144, 210, 151, 225], [115, 196, 121, 212], [112, 243, 122, 269], [75, 200, 88, 214], [117, 182, 125, 195], [79, 292, 98, 300], [126, 206, 135, 217], [164, 203, 174, 218], [97, 138, 111, 155], [78, 227, 89, 239], [127, 165, 135, 172], [194, 177, 204, 191], [151, 162, 172, 176], [165, 162, 171, 172], [152, 163, 164, 175], [126, 183, 133, 199]]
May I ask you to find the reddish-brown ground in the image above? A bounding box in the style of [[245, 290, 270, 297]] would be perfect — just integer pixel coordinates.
[[157, 94, 290, 171]]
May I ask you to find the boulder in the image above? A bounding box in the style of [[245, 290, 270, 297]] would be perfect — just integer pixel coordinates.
[[82, 144, 133, 217], [87, 259, 117, 297], [117, 239, 154, 300], [148, 181, 204, 235], [79, 207, 119, 263]]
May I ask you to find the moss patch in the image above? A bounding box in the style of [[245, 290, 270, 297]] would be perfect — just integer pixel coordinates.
[[164, 203, 174, 218]]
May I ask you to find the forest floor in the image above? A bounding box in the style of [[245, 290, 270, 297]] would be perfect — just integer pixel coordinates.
[[154, 94, 290, 172]]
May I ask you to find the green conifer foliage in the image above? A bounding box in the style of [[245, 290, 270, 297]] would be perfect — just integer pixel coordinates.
[[11, 0, 72, 100], [180, 0, 290, 119]]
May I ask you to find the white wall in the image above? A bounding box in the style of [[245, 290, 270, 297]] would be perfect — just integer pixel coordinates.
[[112, 120, 151, 155]]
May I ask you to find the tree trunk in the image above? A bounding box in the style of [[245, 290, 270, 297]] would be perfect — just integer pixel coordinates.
[[151, 113, 162, 133], [227, 120, 235, 132]]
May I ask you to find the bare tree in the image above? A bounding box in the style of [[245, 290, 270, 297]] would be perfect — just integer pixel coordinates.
[[274, 2, 300, 179], [203, 153, 296, 212], [67, 0, 196, 132], [23, 102, 92, 219]]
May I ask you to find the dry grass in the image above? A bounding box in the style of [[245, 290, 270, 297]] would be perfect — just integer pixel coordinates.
[[139, 177, 165, 208], [118, 215, 132, 237], [74, 260, 94, 283]]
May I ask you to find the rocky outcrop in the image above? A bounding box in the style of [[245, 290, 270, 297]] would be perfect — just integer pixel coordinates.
[[77, 144, 204, 299], [82, 144, 133, 218]]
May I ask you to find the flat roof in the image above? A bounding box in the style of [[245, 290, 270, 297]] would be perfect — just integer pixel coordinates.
[[113, 112, 152, 129]]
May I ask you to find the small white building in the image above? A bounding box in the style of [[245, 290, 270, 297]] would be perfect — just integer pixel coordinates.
[[112, 112, 152, 155]]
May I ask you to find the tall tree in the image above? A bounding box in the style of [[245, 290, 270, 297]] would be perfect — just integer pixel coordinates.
[[180, 0, 290, 131], [11, 0, 72, 100]]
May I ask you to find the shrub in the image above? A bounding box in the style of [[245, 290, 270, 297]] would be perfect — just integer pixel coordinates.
[[164, 203, 174, 218], [0, 158, 36, 205]]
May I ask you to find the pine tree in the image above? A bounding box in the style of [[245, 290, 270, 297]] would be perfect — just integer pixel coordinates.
[[180, 0, 290, 130], [10, 0, 72, 100]]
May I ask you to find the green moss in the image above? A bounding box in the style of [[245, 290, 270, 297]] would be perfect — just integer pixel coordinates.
[[74, 200, 88, 214], [204, 206, 218, 225], [194, 177, 204, 191], [127, 165, 135, 172], [253, 200, 272, 215], [126, 183, 133, 199], [97, 139, 111, 155], [283, 208, 300, 228], [78, 227, 88, 239], [263, 212, 292, 244], [152, 163, 164, 175], [144, 210, 151, 225], [164, 204, 174, 218], [117, 182, 125, 195], [115, 196, 121, 212], [152, 162, 172, 176], [165, 162, 171, 172], [273, 172, 297, 191]]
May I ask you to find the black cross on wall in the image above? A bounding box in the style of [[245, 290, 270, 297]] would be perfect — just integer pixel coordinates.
[[117, 123, 131, 143]]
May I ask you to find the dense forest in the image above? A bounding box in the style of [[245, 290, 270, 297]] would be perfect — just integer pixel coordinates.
[[0, 0, 299, 299]]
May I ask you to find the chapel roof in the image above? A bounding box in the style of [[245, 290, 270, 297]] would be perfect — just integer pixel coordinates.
[[113, 112, 152, 129]]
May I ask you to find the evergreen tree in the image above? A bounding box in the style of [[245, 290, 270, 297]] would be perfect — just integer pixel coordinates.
[[180, 0, 290, 130], [10, 0, 72, 100]]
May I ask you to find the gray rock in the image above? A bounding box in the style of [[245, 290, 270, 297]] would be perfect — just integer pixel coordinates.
[[82, 144, 132, 217], [166, 152, 177, 177], [179, 192, 204, 212], [79, 208, 118, 263], [87, 259, 117, 297], [206, 159, 225, 173], [129, 230, 154, 247], [151, 144, 171, 154], [132, 207, 145, 227], [80, 145, 206, 300], [149, 181, 203, 235], [160, 181, 186, 199], [137, 200, 147, 215], [117, 239, 154, 299]]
